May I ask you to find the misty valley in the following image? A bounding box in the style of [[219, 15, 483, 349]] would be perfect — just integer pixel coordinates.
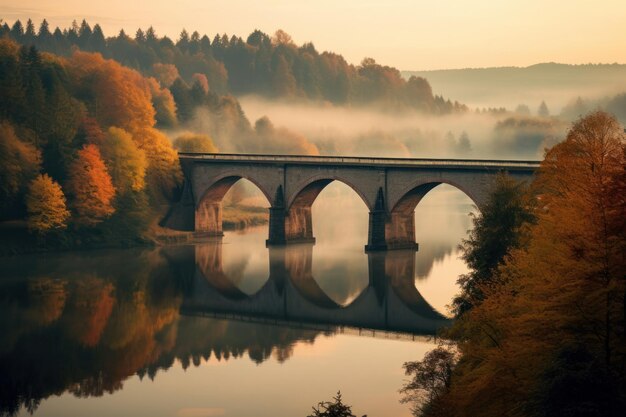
[[0, 9, 625, 417]]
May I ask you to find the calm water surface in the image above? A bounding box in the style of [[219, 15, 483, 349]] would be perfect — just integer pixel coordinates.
[[0, 184, 475, 417]]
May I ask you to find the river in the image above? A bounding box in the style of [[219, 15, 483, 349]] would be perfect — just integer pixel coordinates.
[[0, 183, 475, 417]]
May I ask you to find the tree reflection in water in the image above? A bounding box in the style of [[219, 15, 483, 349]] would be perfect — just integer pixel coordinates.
[[0, 228, 454, 416]]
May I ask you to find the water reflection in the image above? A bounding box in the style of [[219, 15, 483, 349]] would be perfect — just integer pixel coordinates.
[[0, 238, 449, 417], [0, 186, 474, 417], [189, 239, 449, 333]]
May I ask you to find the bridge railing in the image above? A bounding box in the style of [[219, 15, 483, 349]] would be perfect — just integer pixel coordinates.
[[179, 152, 541, 170]]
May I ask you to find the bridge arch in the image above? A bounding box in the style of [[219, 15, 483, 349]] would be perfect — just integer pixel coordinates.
[[195, 173, 272, 236], [286, 174, 374, 211], [284, 176, 372, 244], [386, 178, 483, 250], [391, 178, 483, 213]]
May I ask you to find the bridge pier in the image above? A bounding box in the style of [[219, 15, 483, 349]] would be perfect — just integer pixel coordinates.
[[365, 187, 419, 252], [365, 188, 388, 251], [384, 211, 419, 251], [267, 207, 317, 245], [195, 199, 224, 237], [267, 206, 287, 245], [284, 207, 316, 244]]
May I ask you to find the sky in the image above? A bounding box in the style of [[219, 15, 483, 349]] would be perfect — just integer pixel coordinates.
[[1, 0, 626, 70]]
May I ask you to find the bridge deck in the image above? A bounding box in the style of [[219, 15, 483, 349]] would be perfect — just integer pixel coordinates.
[[179, 152, 540, 170]]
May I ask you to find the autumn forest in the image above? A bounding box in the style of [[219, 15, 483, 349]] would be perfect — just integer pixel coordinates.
[[0, 11, 625, 417]]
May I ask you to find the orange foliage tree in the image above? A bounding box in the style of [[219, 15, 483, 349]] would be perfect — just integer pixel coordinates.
[[0, 121, 41, 212], [66, 144, 116, 226], [65, 277, 115, 347], [26, 174, 70, 234], [420, 111, 626, 417]]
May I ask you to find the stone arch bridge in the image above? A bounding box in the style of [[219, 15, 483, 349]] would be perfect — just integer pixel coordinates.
[[162, 153, 539, 250]]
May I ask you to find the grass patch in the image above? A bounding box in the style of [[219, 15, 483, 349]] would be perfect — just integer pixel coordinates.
[[222, 205, 269, 230]]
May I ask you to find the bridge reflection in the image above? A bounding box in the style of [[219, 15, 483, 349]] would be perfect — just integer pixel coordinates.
[[173, 240, 451, 335]]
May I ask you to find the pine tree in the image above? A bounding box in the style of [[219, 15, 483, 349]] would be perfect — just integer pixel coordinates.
[[538, 100, 550, 117]]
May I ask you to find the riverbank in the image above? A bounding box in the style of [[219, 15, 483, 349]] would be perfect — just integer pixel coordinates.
[[0, 205, 269, 257]]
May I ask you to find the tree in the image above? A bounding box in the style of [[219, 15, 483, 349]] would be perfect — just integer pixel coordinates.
[[99, 127, 147, 193], [24, 19, 36, 40], [272, 29, 294, 46], [427, 111, 626, 417], [457, 131, 471, 154], [66, 144, 116, 226], [173, 132, 218, 153], [308, 392, 357, 417], [0, 122, 41, 213], [515, 104, 531, 115], [147, 77, 177, 127], [538, 100, 549, 117], [134, 128, 182, 201], [37, 19, 51, 39], [26, 174, 70, 234], [271, 54, 297, 97], [10, 20, 24, 38], [400, 346, 457, 417], [453, 174, 536, 316], [191, 73, 209, 94], [152, 63, 179, 87]]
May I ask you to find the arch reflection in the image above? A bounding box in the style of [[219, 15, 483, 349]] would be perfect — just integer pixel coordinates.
[[185, 240, 450, 334]]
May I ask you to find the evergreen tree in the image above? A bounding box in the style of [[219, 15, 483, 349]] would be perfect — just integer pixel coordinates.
[[308, 392, 357, 417], [538, 100, 550, 117]]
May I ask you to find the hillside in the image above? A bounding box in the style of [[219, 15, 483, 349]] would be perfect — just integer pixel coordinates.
[[1, 18, 465, 113], [403, 63, 626, 112]]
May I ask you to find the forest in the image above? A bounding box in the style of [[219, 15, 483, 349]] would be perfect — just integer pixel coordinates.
[[401, 111, 626, 417], [1, 14, 625, 417], [0, 37, 182, 250], [0, 18, 474, 252], [0, 18, 465, 112]]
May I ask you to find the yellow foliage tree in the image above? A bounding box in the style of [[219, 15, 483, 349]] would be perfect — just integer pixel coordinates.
[[26, 174, 70, 234], [135, 128, 182, 200], [66, 144, 116, 226], [99, 127, 147, 193], [173, 132, 218, 153]]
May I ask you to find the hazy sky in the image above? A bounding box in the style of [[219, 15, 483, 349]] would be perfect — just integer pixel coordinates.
[[1, 0, 625, 70]]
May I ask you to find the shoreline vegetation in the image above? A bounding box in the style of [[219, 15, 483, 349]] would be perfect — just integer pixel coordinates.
[[400, 111, 626, 417], [0, 204, 269, 256]]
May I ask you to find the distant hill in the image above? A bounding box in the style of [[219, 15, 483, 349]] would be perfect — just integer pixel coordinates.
[[403, 63, 626, 113]]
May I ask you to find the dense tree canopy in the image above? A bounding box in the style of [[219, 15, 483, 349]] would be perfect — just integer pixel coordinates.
[[0, 20, 466, 113], [406, 111, 626, 417], [0, 37, 184, 245]]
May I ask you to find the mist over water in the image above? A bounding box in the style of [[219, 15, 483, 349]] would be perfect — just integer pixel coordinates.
[[238, 96, 557, 159]]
